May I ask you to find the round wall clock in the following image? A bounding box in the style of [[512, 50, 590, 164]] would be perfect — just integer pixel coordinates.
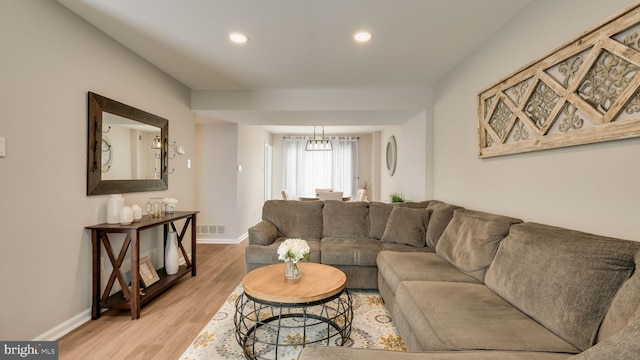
[[386, 135, 397, 176]]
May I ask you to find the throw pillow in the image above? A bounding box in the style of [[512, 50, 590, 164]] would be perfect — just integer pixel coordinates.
[[436, 209, 520, 282], [381, 206, 429, 247]]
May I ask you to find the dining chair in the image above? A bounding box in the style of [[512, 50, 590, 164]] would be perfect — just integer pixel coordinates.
[[355, 189, 367, 202]]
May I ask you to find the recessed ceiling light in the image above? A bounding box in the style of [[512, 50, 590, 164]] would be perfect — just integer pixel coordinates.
[[354, 31, 372, 42], [229, 32, 249, 44]]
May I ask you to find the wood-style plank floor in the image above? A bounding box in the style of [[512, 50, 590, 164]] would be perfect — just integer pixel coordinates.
[[58, 241, 248, 360]]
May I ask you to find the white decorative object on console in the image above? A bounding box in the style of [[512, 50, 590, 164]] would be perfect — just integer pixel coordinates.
[[106, 194, 124, 224], [165, 231, 180, 275], [119, 206, 133, 225], [131, 204, 142, 221], [164, 197, 178, 214]]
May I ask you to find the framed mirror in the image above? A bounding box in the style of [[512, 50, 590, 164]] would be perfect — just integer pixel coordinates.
[[87, 92, 169, 195]]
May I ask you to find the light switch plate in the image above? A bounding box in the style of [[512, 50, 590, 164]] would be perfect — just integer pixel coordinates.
[[0, 137, 5, 157]]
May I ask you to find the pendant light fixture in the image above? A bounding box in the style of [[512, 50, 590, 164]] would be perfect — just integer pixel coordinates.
[[151, 135, 162, 149], [305, 126, 333, 151]]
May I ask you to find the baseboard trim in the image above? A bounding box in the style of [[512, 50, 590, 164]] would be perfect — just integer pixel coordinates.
[[197, 232, 247, 245], [33, 309, 91, 341]]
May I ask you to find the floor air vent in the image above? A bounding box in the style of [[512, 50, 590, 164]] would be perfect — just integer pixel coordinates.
[[197, 225, 226, 235]]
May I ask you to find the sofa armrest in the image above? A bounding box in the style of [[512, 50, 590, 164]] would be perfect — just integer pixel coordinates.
[[248, 220, 279, 246], [298, 347, 572, 360]]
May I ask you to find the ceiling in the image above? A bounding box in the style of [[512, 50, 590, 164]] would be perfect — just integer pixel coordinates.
[[58, 0, 533, 134]]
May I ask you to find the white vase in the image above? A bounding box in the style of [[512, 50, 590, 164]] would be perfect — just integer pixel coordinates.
[[165, 203, 176, 214], [106, 194, 124, 224], [131, 204, 142, 221], [165, 232, 180, 275], [119, 206, 133, 225]]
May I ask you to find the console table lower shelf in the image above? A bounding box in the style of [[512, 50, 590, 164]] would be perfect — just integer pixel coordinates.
[[102, 266, 191, 309], [86, 211, 198, 320]]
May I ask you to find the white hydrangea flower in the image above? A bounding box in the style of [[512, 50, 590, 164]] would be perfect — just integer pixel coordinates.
[[277, 238, 311, 262]]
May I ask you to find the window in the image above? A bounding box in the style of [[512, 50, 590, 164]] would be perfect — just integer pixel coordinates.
[[283, 137, 358, 199]]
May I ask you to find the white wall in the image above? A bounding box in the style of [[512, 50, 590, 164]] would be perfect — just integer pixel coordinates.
[[195, 122, 239, 242], [433, 0, 640, 240], [0, 1, 195, 340], [237, 125, 273, 238], [402, 110, 429, 201]]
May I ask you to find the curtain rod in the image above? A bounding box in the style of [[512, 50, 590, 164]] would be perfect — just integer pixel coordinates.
[[283, 136, 359, 139]]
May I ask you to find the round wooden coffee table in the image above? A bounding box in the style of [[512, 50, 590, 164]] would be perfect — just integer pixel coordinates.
[[234, 262, 353, 360]]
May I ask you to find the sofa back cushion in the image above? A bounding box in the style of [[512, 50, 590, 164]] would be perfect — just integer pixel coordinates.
[[485, 222, 640, 351], [381, 206, 430, 247], [369, 202, 395, 239], [323, 201, 369, 238], [425, 201, 462, 248], [262, 200, 324, 239], [435, 209, 521, 282], [597, 251, 640, 342]]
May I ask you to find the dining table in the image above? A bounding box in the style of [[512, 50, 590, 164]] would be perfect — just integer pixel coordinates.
[[298, 195, 351, 201]]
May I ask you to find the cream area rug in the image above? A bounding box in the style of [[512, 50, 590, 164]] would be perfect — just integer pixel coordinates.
[[179, 284, 406, 359]]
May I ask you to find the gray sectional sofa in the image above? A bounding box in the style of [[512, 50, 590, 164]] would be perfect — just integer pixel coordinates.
[[246, 199, 434, 288], [246, 199, 640, 359]]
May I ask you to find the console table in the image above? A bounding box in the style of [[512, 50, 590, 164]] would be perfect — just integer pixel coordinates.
[[86, 211, 198, 320]]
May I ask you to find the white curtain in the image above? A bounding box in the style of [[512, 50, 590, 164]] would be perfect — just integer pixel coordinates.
[[283, 137, 358, 199]]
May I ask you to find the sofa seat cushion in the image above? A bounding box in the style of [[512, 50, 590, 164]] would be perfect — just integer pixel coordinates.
[[323, 201, 370, 238], [396, 281, 579, 353], [380, 242, 435, 253], [485, 222, 640, 351], [377, 251, 478, 294], [381, 206, 430, 247], [320, 238, 382, 266], [262, 200, 324, 239], [436, 209, 522, 282], [246, 238, 321, 265]]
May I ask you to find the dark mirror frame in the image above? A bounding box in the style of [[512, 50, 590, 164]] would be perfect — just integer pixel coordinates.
[[87, 92, 169, 195]]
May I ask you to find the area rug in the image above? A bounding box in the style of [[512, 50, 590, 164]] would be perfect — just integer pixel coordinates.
[[179, 285, 406, 359]]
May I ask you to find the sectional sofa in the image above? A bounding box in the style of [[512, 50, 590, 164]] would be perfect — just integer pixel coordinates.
[[246, 199, 640, 359]]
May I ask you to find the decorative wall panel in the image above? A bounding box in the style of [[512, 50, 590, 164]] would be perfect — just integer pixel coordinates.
[[478, 3, 640, 158]]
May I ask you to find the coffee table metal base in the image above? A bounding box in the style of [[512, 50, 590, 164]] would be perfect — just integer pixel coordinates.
[[234, 290, 353, 360]]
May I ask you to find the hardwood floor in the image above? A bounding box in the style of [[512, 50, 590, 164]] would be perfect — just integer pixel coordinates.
[[58, 241, 248, 360]]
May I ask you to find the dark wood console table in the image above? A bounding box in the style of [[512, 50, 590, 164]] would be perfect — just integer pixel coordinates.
[[86, 211, 198, 320]]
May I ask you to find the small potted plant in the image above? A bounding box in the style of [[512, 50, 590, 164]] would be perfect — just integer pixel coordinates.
[[390, 192, 405, 203]]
